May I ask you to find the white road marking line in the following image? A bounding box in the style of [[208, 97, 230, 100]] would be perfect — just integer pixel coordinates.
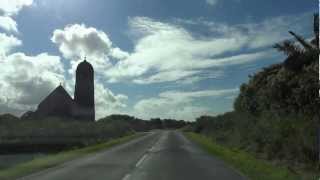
[[122, 174, 131, 180], [148, 133, 164, 152], [135, 154, 148, 167], [122, 133, 162, 179], [121, 136, 158, 180], [149, 145, 157, 152]]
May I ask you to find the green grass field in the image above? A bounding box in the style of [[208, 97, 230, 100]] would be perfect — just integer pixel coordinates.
[[0, 134, 141, 180], [185, 132, 305, 180]]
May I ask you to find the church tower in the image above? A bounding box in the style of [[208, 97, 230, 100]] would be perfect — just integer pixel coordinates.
[[74, 58, 95, 121]]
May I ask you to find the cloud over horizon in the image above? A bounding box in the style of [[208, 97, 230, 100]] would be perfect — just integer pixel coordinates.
[[133, 88, 239, 121], [0, 0, 314, 120], [0, 53, 64, 114]]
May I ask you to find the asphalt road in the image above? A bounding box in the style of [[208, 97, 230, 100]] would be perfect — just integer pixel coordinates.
[[20, 131, 247, 180]]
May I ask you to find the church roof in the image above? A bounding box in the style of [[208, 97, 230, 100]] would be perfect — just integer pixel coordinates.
[[38, 85, 73, 108]]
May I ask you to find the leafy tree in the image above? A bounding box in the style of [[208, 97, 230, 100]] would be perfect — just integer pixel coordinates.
[[201, 14, 320, 170], [273, 13, 319, 71]]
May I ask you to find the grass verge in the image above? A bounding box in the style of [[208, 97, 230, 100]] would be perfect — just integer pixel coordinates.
[[0, 133, 142, 180], [185, 132, 302, 180]]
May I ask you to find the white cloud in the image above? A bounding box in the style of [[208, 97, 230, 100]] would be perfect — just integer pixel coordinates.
[[51, 15, 303, 85], [206, 0, 219, 6], [0, 0, 33, 34], [51, 24, 129, 119], [51, 24, 112, 60], [51, 24, 127, 77], [110, 47, 130, 60], [105, 17, 259, 83], [0, 53, 64, 115], [0, 33, 22, 56], [0, 10, 310, 121], [105, 12, 310, 84], [0, 0, 68, 116], [133, 88, 238, 121], [61, 79, 128, 120], [94, 83, 128, 119], [0, 5, 128, 119], [134, 98, 209, 121], [183, 12, 311, 49], [133, 70, 200, 84], [245, 15, 308, 49], [159, 88, 239, 99], [0, 16, 18, 33], [0, 0, 33, 16], [0, 49, 128, 119]]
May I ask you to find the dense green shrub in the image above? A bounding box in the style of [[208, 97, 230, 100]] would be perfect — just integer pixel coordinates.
[[193, 14, 319, 174]]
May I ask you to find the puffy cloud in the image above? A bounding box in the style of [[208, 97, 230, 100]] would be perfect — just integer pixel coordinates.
[[62, 79, 128, 120], [0, 53, 64, 115], [133, 88, 238, 121], [0, 0, 33, 33], [94, 83, 128, 119], [0, 0, 67, 116], [51, 24, 112, 60], [51, 24, 129, 119], [51, 24, 112, 76], [51, 24, 127, 76], [0, 9, 128, 119], [0, 16, 18, 33], [0, 33, 22, 56], [0, 0, 33, 16], [0, 50, 128, 119], [110, 47, 130, 60], [50, 24, 130, 119]]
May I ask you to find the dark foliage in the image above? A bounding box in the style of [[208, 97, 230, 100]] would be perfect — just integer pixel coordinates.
[[193, 14, 320, 173], [0, 114, 187, 154], [99, 115, 187, 131], [236, 14, 319, 117]]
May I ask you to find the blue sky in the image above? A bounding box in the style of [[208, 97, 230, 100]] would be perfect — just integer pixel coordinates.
[[0, 0, 317, 121]]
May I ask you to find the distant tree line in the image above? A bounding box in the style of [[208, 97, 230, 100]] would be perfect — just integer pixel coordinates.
[[0, 113, 188, 154], [98, 114, 188, 130]]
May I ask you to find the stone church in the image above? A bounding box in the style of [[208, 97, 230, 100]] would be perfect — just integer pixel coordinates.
[[26, 58, 95, 121]]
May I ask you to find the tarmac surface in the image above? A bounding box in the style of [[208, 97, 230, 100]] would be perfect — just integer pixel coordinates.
[[20, 130, 247, 180]]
